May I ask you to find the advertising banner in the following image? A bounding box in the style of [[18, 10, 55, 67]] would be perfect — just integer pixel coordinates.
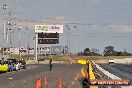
[[35, 25, 63, 33]]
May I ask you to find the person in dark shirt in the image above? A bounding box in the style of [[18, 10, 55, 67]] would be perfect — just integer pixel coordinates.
[[21, 59, 26, 65], [49, 57, 52, 71]]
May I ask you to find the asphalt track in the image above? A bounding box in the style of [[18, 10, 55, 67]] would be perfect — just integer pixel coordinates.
[[0, 64, 83, 88], [98, 64, 132, 81]]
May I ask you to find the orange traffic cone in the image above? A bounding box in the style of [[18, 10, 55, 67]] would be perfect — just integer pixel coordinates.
[[36, 80, 39, 88], [44, 77, 48, 86], [36, 80, 38, 88], [58, 77, 62, 88], [39, 79, 42, 88], [36, 79, 42, 88]]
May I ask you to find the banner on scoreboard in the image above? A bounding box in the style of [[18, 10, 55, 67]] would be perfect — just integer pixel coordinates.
[[35, 25, 63, 33]]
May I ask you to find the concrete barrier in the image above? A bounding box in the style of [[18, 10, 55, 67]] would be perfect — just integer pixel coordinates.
[[114, 58, 132, 65]]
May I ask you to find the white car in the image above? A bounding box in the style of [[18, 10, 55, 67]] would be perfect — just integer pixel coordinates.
[[109, 59, 115, 64]]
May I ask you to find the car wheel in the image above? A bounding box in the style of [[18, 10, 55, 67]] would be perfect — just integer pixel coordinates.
[[8, 68, 11, 72]]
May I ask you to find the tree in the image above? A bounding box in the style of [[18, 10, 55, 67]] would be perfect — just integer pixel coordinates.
[[90, 48, 100, 56], [84, 48, 90, 56], [116, 51, 122, 56], [122, 51, 128, 56], [103, 46, 115, 56]]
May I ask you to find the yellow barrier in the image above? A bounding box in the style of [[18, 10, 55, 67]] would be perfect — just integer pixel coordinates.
[[78, 59, 98, 88], [77, 60, 87, 64], [89, 61, 98, 88]]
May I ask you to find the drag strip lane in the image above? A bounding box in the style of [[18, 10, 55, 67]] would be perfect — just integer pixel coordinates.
[[98, 64, 132, 80]]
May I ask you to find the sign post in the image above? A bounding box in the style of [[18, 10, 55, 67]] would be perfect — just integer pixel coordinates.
[[35, 33, 38, 62]]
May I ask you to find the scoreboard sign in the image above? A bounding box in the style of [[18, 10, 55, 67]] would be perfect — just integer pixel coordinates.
[[35, 25, 61, 44], [38, 33, 59, 38], [37, 33, 59, 44], [35, 25, 63, 33], [38, 39, 59, 44]]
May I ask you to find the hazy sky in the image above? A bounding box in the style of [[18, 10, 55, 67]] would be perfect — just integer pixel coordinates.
[[1, 0, 132, 53]]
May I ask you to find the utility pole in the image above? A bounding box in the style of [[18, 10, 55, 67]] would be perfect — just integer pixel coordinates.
[[3, 21, 6, 55], [25, 27, 30, 59], [33, 36, 35, 59], [18, 27, 21, 60], [66, 25, 78, 55], [27, 36, 30, 59], [66, 25, 70, 54], [9, 8, 16, 57], [73, 25, 78, 55], [2, 4, 7, 55], [8, 9, 13, 54], [1, 1, 16, 58], [6, 22, 11, 55]]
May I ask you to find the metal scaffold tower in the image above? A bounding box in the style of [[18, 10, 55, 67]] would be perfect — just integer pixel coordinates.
[[0, 0, 16, 56]]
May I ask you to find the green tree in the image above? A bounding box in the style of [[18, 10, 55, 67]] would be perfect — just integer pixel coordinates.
[[90, 48, 100, 56], [103, 46, 115, 56], [122, 51, 128, 56], [84, 48, 90, 56]]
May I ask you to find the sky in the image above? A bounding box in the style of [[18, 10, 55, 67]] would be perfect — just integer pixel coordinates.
[[0, 0, 132, 54]]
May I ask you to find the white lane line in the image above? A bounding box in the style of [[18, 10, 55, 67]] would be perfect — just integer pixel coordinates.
[[75, 73, 80, 81], [8, 78, 13, 80]]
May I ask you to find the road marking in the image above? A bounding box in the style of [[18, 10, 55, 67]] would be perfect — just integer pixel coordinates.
[[23, 81, 26, 83], [75, 73, 79, 81], [11, 84, 15, 87], [71, 82, 75, 86], [8, 78, 13, 80]]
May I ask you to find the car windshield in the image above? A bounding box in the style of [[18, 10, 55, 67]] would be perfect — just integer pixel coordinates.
[[7, 59, 17, 63]]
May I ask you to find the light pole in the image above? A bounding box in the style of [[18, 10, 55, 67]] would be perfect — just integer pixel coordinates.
[[3, 21, 11, 55], [3, 21, 6, 55], [18, 27, 21, 60], [25, 27, 30, 60], [73, 26, 78, 55], [33, 36, 35, 59], [3, 4, 7, 56], [66, 25, 70, 54], [66, 25, 78, 55], [6, 22, 11, 55]]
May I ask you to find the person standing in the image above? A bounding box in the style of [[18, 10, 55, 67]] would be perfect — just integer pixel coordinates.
[[49, 57, 52, 71]]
